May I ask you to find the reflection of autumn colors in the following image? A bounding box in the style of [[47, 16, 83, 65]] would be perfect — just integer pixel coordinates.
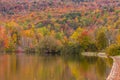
[[0, 54, 112, 80]]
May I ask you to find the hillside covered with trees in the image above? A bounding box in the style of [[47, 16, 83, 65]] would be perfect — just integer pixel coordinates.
[[0, 0, 120, 55]]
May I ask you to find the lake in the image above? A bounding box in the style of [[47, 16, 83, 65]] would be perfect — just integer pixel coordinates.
[[0, 54, 113, 80]]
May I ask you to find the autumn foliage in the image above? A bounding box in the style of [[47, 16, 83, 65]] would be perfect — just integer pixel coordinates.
[[0, 0, 120, 55]]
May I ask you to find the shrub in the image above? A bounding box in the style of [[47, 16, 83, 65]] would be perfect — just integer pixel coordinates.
[[36, 36, 62, 55], [106, 44, 120, 56], [25, 47, 35, 53], [86, 42, 98, 52], [61, 43, 83, 56], [4, 42, 16, 52]]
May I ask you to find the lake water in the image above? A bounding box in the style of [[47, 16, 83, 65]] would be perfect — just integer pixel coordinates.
[[0, 54, 113, 80]]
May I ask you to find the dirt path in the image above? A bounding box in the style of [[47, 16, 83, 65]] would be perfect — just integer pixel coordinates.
[[107, 56, 120, 80]]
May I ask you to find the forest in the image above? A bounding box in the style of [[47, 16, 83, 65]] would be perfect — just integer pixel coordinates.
[[0, 0, 120, 56]]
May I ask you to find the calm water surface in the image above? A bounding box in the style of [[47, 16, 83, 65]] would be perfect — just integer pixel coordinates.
[[0, 54, 113, 80]]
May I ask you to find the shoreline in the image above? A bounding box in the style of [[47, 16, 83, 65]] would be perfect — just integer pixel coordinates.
[[107, 56, 120, 80]]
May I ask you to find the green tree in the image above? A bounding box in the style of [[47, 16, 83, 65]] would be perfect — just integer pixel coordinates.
[[106, 44, 120, 56], [36, 36, 62, 55], [96, 31, 108, 51]]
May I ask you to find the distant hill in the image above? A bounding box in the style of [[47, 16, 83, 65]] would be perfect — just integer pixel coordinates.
[[0, 0, 93, 3], [0, 0, 119, 15]]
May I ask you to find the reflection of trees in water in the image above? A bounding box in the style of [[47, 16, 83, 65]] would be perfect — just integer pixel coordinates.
[[106, 58, 113, 68], [95, 58, 113, 80], [0, 55, 10, 80], [7, 55, 64, 80], [0, 54, 113, 80], [35, 56, 66, 80], [63, 55, 112, 80], [95, 58, 107, 80], [63, 56, 98, 71], [0, 54, 20, 80], [10, 54, 19, 74], [62, 56, 97, 80], [35, 56, 81, 80]]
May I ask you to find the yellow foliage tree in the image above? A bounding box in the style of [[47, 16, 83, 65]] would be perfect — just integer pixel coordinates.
[[70, 27, 84, 41], [116, 34, 120, 44]]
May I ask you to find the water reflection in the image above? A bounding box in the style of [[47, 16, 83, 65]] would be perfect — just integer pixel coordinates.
[[0, 54, 112, 80]]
